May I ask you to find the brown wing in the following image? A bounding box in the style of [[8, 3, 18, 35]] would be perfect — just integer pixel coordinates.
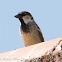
[[37, 30, 44, 42], [35, 23, 45, 42]]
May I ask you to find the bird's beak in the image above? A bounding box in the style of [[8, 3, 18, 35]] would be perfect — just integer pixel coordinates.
[[14, 14, 21, 18]]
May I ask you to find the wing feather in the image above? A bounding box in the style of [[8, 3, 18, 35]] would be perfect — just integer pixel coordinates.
[[35, 23, 44, 42]]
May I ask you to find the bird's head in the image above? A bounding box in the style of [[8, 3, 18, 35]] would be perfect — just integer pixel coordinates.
[[15, 11, 34, 24]]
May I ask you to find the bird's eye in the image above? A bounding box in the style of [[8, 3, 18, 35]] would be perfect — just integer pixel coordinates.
[[18, 14, 26, 16], [31, 17, 33, 20], [22, 14, 26, 16], [18, 14, 22, 16]]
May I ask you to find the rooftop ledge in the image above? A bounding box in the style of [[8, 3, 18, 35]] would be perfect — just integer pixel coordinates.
[[0, 38, 62, 62]]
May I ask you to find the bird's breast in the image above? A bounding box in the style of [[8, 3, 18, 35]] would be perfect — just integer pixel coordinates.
[[21, 23, 31, 33], [19, 26, 41, 46]]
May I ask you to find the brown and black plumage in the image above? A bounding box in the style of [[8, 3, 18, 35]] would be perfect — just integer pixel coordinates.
[[15, 11, 44, 47]]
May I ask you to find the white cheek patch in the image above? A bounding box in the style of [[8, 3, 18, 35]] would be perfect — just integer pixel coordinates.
[[24, 15, 31, 19], [23, 16, 32, 24], [26, 16, 31, 19]]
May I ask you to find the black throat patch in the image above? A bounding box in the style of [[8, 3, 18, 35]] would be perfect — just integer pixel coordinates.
[[19, 18, 31, 33]]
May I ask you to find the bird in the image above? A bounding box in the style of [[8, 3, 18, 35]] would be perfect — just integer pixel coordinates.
[[15, 11, 44, 47]]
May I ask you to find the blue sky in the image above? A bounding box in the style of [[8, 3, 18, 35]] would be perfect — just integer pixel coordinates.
[[0, 0, 62, 53]]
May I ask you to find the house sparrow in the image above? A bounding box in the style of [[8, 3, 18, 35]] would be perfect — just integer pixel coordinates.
[[15, 11, 44, 47]]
